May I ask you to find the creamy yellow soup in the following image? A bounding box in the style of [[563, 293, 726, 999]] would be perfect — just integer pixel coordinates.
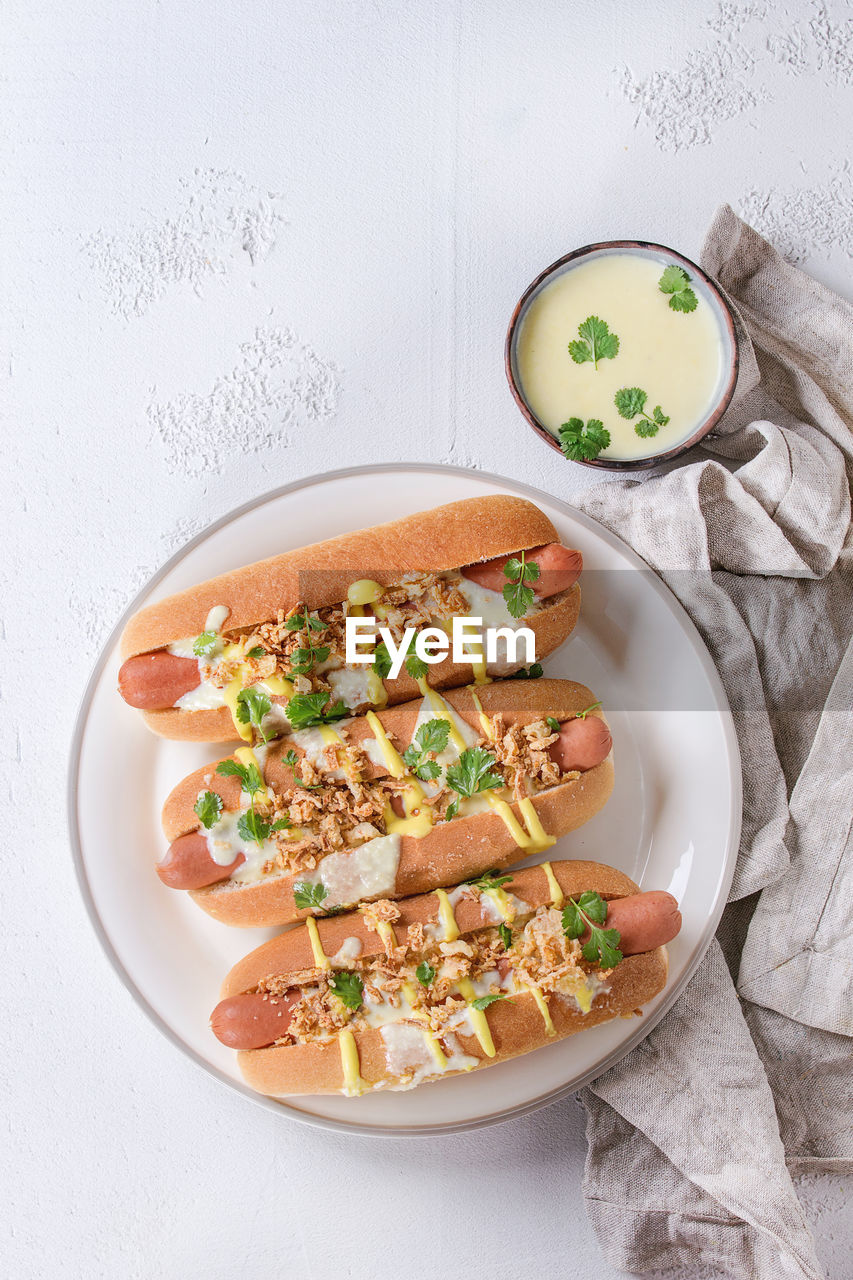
[[516, 253, 724, 460]]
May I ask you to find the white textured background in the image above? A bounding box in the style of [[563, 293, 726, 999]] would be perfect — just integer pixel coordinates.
[[3, 2, 852, 1276]]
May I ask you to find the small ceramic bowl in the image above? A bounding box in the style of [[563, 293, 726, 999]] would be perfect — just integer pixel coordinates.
[[505, 240, 739, 471]]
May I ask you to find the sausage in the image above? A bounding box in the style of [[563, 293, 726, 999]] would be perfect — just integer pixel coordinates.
[[118, 651, 201, 710], [157, 831, 245, 889], [211, 991, 303, 1050], [549, 717, 612, 772], [461, 543, 582, 600], [604, 892, 682, 955]]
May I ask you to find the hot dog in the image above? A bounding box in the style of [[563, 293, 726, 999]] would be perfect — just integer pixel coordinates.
[[118, 496, 582, 743], [210, 859, 680, 1097], [160, 679, 614, 928]]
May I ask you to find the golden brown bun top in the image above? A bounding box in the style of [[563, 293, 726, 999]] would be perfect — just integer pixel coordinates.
[[121, 495, 559, 659]]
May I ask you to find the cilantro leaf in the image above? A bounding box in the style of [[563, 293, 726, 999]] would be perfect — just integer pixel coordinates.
[[293, 881, 328, 911], [615, 387, 671, 438], [285, 608, 326, 633], [614, 387, 647, 419], [558, 417, 611, 462], [546, 716, 561, 733], [235, 686, 273, 743], [659, 265, 698, 313], [669, 289, 698, 313], [416, 960, 435, 987], [402, 717, 451, 781], [372, 641, 392, 679], [502, 549, 540, 619], [193, 631, 219, 657], [508, 662, 544, 680], [499, 923, 513, 949], [575, 701, 602, 720], [328, 970, 364, 1010], [246, 646, 266, 659], [568, 316, 620, 369], [216, 757, 265, 799], [561, 891, 622, 968], [194, 790, 223, 829], [286, 692, 348, 731], [405, 642, 429, 680], [445, 746, 503, 802], [465, 870, 514, 891], [288, 644, 330, 676], [237, 808, 272, 845], [471, 993, 506, 1011]]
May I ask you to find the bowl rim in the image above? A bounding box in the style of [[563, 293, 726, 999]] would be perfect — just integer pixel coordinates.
[[504, 239, 740, 472]]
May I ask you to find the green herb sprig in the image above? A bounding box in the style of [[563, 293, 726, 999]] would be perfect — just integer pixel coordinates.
[[503, 550, 540, 619], [445, 746, 503, 819], [194, 790, 223, 829], [471, 993, 506, 1011], [402, 718, 451, 781], [558, 417, 611, 462], [286, 692, 349, 732], [659, 265, 698, 313], [561, 891, 623, 968], [614, 388, 670, 439], [508, 662, 544, 680], [568, 316, 620, 368], [328, 971, 364, 1010]]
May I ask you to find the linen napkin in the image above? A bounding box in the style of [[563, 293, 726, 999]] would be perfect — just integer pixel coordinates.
[[573, 205, 853, 1279]]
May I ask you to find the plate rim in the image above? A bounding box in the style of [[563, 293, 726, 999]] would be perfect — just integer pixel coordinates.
[[67, 461, 742, 1137]]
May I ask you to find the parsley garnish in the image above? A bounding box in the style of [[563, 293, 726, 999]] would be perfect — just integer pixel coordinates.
[[293, 881, 328, 911], [328, 970, 364, 1010], [464, 870, 514, 891], [562, 891, 623, 968], [194, 790, 223, 829], [247, 646, 266, 659], [281, 748, 322, 790], [402, 718, 451, 781], [235, 686, 273, 744], [237, 808, 271, 845], [286, 692, 348, 731], [575, 701, 602, 720], [614, 388, 670, 438], [445, 746, 503, 819], [471, 993, 506, 1011], [502, 550, 540, 619], [568, 316, 619, 368], [372, 640, 392, 679], [659, 265, 698, 313], [288, 644, 330, 676], [216, 757, 265, 799], [558, 417, 611, 462], [508, 662, 544, 680], [416, 960, 436, 987], [193, 631, 219, 657], [285, 608, 326, 633], [404, 640, 429, 680], [499, 923, 513, 950]]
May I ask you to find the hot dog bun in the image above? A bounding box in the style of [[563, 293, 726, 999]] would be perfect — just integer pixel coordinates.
[[161, 680, 615, 928], [217, 860, 675, 1098], [119, 495, 581, 742]]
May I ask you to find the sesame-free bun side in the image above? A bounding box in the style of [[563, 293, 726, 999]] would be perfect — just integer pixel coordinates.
[[136, 584, 580, 743], [236, 948, 669, 1097], [162, 678, 606, 840], [221, 860, 640, 997], [121, 495, 559, 660]]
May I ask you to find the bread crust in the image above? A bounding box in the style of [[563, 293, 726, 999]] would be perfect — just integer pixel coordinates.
[[122, 495, 559, 660], [235, 949, 669, 1098], [138, 585, 580, 743], [161, 680, 614, 928], [221, 859, 640, 996]]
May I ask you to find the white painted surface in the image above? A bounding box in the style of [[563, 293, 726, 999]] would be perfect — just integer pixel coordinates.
[[3, 1, 851, 1276]]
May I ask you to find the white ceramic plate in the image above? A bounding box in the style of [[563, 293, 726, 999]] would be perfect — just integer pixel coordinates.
[[69, 464, 741, 1135]]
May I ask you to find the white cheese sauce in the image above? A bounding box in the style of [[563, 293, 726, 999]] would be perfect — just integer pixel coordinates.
[[295, 833, 401, 908], [329, 936, 363, 967], [379, 1024, 478, 1089], [326, 665, 374, 709]]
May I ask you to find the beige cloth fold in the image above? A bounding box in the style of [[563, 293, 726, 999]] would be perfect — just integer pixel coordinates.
[[574, 206, 853, 1279]]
